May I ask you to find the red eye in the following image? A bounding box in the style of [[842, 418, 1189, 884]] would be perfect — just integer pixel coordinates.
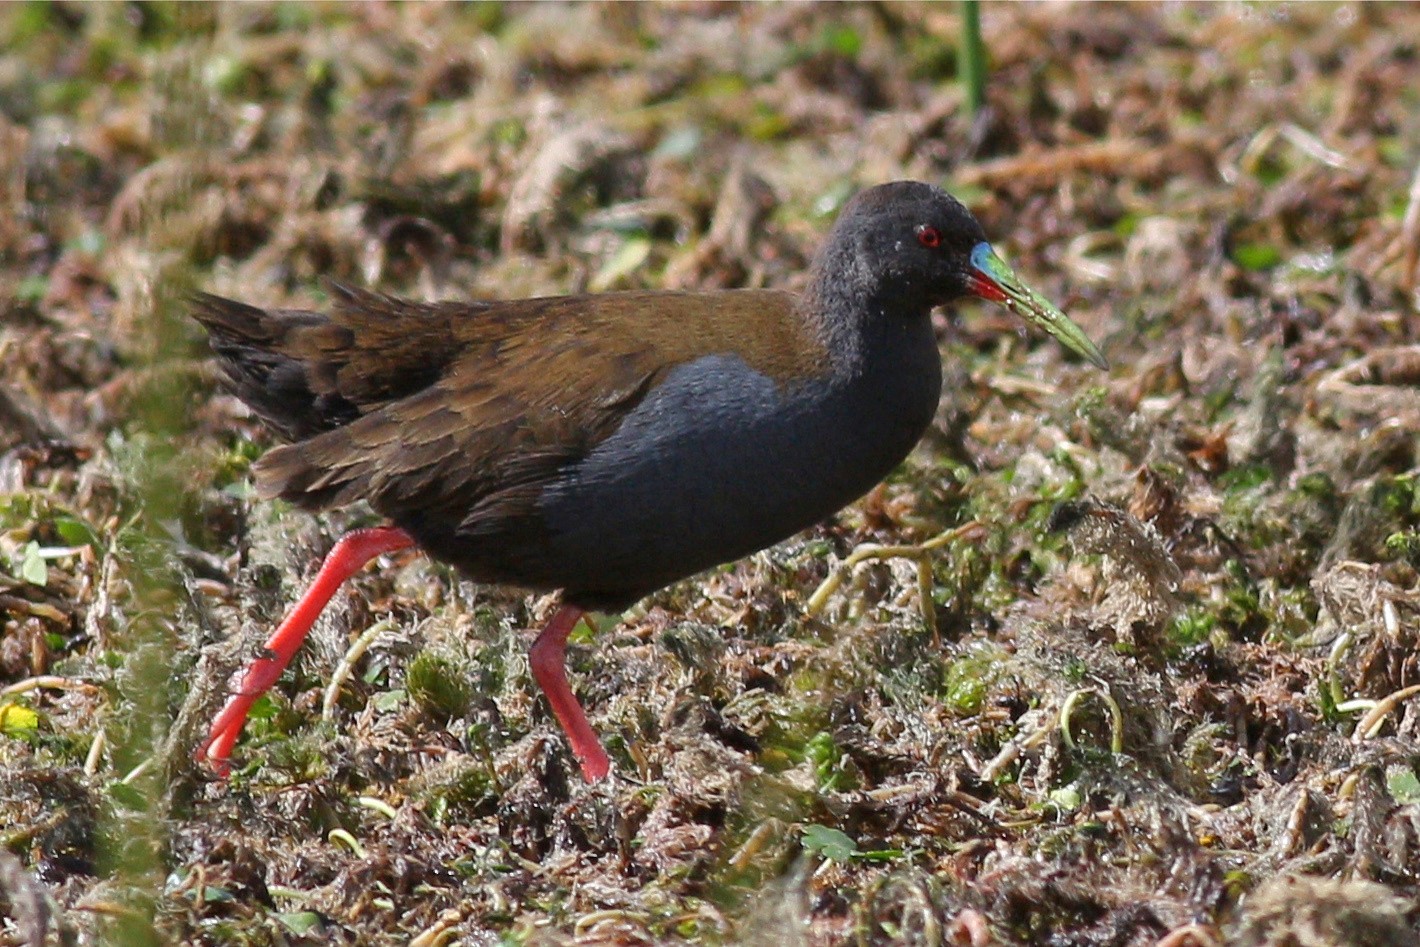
[[916, 224, 941, 249]]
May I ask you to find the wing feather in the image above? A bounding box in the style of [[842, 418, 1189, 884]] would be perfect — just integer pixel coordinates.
[[198, 285, 823, 582]]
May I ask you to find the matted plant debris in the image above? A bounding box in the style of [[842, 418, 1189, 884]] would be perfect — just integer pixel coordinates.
[[2, 4, 1419, 945]]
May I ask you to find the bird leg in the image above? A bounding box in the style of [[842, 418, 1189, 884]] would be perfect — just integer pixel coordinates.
[[197, 525, 415, 774], [529, 605, 610, 781]]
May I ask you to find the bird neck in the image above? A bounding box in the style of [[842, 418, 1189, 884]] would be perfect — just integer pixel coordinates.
[[801, 249, 934, 373]]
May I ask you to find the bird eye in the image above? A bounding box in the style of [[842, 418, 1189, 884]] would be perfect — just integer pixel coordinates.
[[915, 224, 942, 249]]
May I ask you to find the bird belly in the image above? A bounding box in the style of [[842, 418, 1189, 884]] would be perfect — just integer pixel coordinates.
[[534, 349, 941, 609]]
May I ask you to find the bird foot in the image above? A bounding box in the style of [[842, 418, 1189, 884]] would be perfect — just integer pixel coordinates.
[[196, 525, 415, 775], [529, 605, 611, 782]]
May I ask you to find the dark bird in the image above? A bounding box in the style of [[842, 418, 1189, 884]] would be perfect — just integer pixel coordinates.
[[192, 180, 1106, 782]]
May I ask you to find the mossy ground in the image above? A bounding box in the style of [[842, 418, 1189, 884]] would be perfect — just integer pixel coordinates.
[[2, 3, 1419, 945]]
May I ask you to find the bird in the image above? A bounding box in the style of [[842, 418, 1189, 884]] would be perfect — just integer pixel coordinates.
[[191, 180, 1106, 783]]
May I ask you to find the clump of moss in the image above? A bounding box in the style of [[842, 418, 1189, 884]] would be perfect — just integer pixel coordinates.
[[406, 651, 476, 722]]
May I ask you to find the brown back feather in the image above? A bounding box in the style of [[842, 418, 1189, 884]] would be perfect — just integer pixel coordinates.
[[222, 288, 829, 538]]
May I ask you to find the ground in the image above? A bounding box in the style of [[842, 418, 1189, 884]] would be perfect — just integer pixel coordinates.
[[2, 3, 1420, 945]]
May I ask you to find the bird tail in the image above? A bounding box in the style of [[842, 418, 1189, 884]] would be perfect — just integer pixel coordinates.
[[191, 292, 360, 442]]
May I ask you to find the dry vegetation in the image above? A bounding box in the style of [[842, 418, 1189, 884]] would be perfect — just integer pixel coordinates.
[[3, 3, 1420, 945]]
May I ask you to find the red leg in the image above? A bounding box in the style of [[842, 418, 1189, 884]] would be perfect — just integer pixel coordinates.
[[197, 525, 415, 774], [529, 605, 610, 781]]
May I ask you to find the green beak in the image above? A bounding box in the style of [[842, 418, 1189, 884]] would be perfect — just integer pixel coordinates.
[[967, 243, 1108, 370]]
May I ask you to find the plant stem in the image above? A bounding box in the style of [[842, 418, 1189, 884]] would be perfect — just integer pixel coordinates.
[[959, 0, 986, 115]]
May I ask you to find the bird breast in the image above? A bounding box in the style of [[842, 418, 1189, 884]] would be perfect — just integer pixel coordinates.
[[536, 322, 942, 599]]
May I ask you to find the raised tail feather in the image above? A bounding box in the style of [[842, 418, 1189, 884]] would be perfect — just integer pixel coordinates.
[[192, 284, 483, 510], [192, 283, 471, 442], [191, 292, 362, 442]]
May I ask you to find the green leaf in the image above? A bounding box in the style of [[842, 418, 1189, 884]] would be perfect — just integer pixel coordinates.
[[68, 228, 105, 257], [1387, 766, 1420, 804], [568, 619, 596, 645], [747, 103, 791, 141], [274, 912, 325, 935], [1112, 212, 1141, 239], [246, 694, 279, 721], [16, 275, 47, 303], [1048, 785, 1082, 812], [813, 180, 856, 218], [1231, 242, 1281, 271], [652, 125, 701, 162], [54, 516, 99, 548], [373, 689, 406, 713], [202, 886, 235, 904], [106, 781, 148, 811], [361, 657, 387, 684], [19, 541, 47, 586], [819, 24, 862, 57], [801, 824, 858, 862], [856, 847, 903, 863], [591, 235, 652, 292]]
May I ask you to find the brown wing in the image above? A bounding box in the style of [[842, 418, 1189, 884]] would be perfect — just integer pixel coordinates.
[[242, 288, 826, 543]]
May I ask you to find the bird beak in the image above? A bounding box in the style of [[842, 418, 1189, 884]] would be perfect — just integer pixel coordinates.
[[966, 243, 1108, 370]]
